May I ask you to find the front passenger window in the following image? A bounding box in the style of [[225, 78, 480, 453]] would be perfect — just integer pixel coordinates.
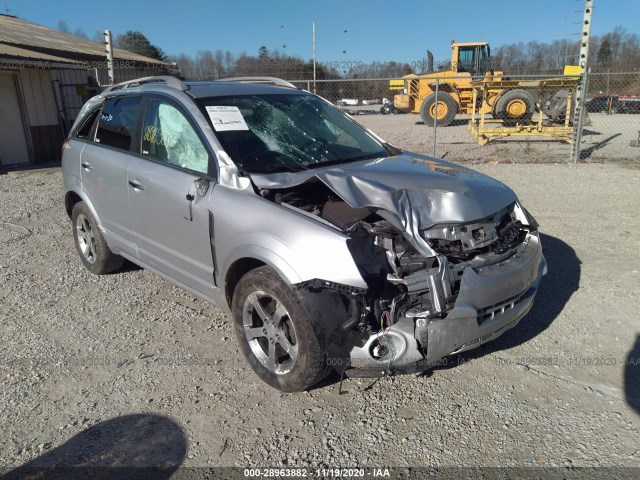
[[142, 98, 209, 174]]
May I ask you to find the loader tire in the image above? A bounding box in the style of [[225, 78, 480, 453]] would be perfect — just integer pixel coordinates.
[[495, 89, 535, 122], [420, 92, 458, 126]]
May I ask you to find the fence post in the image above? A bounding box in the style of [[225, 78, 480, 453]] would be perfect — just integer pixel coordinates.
[[570, 0, 594, 163], [432, 78, 439, 158]]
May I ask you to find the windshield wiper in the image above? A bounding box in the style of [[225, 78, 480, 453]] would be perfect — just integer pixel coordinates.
[[246, 164, 302, 174]]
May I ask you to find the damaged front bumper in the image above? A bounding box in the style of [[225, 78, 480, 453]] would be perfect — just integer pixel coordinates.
[[345, 230, 546, 376]]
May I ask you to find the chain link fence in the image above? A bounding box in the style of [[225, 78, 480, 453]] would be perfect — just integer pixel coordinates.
[[289, 72, 640, 164], [579, 72, 640, 161]]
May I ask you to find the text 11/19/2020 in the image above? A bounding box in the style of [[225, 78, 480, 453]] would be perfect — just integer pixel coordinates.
[[243, 467, 391, 478]]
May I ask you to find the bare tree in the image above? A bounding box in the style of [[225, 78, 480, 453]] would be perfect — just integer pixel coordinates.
[[167, 25, 639, 88], [195, 50, 222, 80], [57, 20, 70, 33], [168, 53, 196, 80], [224, 51, 234, 76], [74, 28, 88, 39]]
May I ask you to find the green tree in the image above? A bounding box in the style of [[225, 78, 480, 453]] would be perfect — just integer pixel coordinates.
[[597, 37, 613, 66], [115, 31, 166, 61]]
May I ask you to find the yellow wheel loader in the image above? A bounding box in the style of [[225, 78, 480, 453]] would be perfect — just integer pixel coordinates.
[[391, 41, 536, 126]]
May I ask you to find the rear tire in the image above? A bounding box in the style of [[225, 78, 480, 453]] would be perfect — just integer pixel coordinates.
[[232, 266, 331, 392], [71, 202, 124, 275], [420, 91, 458, 126], [495, 89, 535, 123]]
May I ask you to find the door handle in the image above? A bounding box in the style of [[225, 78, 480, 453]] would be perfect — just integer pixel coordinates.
[[128, 180, 144, 191], [81, 161, 92, 171]]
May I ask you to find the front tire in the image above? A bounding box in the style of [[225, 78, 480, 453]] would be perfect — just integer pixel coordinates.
[[420, 91, 458, 126], [71, 201, 124, 275], [232, 266, 330, 392]]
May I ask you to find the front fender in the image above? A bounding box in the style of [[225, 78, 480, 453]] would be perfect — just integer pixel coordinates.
[[429, 82, 461, 104], [212, 186, 369, 292], [221, 243, 302, 287], [220, 230, 367, 289]]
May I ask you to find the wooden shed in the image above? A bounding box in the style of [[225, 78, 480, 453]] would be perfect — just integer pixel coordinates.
[[0, 14, 171, 166]]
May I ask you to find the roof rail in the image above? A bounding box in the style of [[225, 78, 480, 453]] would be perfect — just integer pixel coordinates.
[[218, 76, 297, 89], [102, 76, 188, 94]]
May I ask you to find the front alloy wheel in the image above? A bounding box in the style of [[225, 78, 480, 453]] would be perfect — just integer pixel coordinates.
[[243, 291, 298, 375], [232, 266, 331, 392]]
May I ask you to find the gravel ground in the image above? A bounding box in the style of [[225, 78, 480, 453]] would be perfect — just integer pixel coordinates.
[[1, 162, 639, 473], [352, 111, 640, 163]]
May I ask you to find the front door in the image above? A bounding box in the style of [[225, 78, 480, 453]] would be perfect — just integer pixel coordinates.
[[0, 73, 30, 165], [127, 97, 216, 298]]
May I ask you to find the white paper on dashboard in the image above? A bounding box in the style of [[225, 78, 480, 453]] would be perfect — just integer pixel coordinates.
[[205, 106, 249, 131]]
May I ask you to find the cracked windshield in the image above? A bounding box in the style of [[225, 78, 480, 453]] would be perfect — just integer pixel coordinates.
[[199, 94, 389, 173]]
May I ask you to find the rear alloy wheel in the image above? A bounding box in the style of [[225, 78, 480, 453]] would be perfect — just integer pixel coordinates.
[[232, 266, 330, 392], [420, 91, 458, 126], [71, 201, 124, 275], [495, 89, 535, 123]]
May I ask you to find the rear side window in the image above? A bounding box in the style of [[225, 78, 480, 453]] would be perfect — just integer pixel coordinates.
[[75, 108, 101, 139], [96, 96, 142, 150]]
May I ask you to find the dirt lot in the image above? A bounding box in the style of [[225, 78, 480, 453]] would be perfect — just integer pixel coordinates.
[[1, 161, 639, 475]]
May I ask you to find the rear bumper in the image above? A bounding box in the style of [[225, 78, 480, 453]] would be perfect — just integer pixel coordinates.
[[346, 231, 546, 376]]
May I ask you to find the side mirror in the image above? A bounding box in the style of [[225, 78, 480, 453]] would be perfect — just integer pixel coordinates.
[[195, 177, 210, 197]]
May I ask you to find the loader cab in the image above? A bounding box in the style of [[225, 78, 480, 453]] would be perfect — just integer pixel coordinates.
[[452, 41, 492, 78]]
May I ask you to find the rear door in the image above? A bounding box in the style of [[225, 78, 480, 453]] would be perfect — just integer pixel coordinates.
[[80, 95, 142, 251], [127, 96, 216, 298]]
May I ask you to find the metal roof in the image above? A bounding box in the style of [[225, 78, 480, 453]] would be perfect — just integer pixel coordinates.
[[0, 43, 82, 64], [0, 14, 165, 65], [0, 44, 78, 63]]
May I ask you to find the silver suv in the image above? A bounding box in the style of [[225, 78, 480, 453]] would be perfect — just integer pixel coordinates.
[[62, 76, 546, 392]]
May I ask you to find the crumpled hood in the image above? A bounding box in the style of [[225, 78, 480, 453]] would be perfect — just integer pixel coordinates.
[[251, 153, 518, 229]]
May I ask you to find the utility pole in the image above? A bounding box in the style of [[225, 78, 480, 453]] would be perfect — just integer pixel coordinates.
[[571, 0, 594, 163], [104, 29, 115, 85], [312, 21, 316, 94]]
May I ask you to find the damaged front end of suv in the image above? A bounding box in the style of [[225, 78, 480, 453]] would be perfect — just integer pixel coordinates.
[[250, 155, 546, 378]]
